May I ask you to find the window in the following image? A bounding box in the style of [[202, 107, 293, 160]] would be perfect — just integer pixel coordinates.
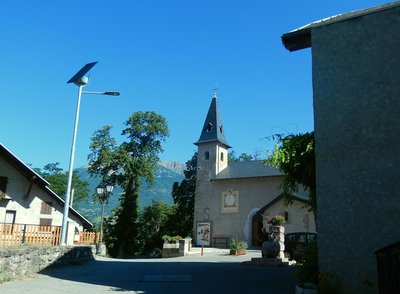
[[39, 218, 53, 231], [206, 123, 213, 132], [284, 211, 289, 222], [219, 125, 223, 133], [204, 151, 210, 160], [41, 201, 52, 215], [3, 210, 16, 234], [0, 176, 7, 193], [280, 211, 289, 222], [5, 210, 16, 224], [220, 152, 224, 161]]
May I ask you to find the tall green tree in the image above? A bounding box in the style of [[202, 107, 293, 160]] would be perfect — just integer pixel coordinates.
[[137, 200, 177, 255], [228, 151, 254, 162], [88, 111, 169, 257], [264, 132, 316, 217], [171, 152, 197, 237], [87, 125, 118, 204], [35, 162, 89, 204]]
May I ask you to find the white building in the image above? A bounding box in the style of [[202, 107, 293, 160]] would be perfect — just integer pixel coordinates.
[[0, 143, 92, 245]]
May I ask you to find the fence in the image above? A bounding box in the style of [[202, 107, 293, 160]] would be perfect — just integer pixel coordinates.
[[0, 223, 99, 247], [75, 231, 100, 245], [0, 223, 61, 247]]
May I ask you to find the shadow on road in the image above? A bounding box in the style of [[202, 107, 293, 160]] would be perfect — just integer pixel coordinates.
[[39, 257, 298, 294]]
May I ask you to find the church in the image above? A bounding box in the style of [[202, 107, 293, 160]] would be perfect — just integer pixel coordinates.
[[193, 94, 316, 247]]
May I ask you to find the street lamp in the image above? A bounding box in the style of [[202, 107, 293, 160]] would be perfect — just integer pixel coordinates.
[[60, 62, 120, 246], [96, 185, 113, 255]]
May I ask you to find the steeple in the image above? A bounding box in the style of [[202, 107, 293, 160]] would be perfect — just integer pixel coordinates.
[[194, 95, 231, 148]]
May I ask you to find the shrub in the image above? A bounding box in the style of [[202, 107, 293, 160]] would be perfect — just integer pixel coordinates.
[[229, 238, 248, 251], [267, 215, 286, 226]]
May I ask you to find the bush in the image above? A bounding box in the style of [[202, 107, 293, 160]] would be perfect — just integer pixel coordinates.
[[296, 242, 318, 285], [229, 238, 248, 251], [162, 235, 182, 243]]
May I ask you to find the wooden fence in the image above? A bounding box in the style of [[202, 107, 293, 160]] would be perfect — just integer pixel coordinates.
[[0, 223, 99, 247], [75, 231, 100, 245]]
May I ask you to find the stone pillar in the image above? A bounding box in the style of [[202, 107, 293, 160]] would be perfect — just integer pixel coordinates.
[[179, 239, 190, 256], [270, 225, 285, 260]]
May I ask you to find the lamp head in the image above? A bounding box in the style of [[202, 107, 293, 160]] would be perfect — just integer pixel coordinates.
[[106, 185, 114, 193], [104, 92, 120, 96], [96, 187, 104, 195]]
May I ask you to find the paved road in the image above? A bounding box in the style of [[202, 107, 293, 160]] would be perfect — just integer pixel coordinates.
[[0, 248, 298, 294]]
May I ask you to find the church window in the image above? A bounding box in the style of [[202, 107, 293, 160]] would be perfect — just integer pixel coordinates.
[[204, 151, 210, 160], [206, 123, 213, 132], [220, 152, 224, 161], [284, 211, 289, 222], [219, 125, 223, 133]]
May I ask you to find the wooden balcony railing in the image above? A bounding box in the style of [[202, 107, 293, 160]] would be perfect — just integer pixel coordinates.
[[0, 223, 99, 247]]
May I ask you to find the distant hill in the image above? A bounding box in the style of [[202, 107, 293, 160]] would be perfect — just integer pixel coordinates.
[[74, 162, 185, 226], [159, 161, 186, 175]]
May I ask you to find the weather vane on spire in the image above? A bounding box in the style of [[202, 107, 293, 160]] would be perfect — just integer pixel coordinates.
[[213, 82, 218, 98]]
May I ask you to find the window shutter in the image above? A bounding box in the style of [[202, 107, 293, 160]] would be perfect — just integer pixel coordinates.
[[39, 218, 52, 227], [40, 201, 53, 215]]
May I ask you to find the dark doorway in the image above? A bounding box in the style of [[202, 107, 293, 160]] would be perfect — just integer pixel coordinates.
[[251, 213, 264, 247]]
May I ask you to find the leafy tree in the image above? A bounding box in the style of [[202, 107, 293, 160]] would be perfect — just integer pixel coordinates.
[[228, 151, 255, 162], [35, 162, 89, 205], [264, 132, 316, 217], [87, 125, 118, 204], [88, 111, 169, 257], [171, 152, 197, 237], [137, 200, 177, 255]]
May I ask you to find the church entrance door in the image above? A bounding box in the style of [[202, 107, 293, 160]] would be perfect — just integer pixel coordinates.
[[251, 213, 263, 247]]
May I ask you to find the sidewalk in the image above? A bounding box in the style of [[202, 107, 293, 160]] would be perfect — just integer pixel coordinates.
[[181, 246, 263, 263]]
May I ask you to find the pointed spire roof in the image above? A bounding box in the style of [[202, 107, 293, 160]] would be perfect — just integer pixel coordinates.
[[194, 94, 231, 148]]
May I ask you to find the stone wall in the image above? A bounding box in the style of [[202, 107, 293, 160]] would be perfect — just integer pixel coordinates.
[[312, 6, 400, 294], [0, 245, 94, 280], [162, 239, 191, 258]]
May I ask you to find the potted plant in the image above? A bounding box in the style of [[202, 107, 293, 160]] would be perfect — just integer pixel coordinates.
[[267, 215, 286, 226], [229, 238, 248, 255]]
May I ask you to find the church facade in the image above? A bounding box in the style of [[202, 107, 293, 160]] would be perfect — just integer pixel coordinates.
[[193, 95, 316, 247]]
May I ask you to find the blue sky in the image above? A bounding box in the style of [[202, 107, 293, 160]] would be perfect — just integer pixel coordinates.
[[0, 0, 390, 170]]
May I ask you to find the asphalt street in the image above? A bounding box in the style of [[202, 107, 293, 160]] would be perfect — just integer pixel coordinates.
[[0, 248, 298, 294]]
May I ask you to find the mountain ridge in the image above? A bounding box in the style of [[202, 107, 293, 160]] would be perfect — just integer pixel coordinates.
[[74, 161, 185, 225]]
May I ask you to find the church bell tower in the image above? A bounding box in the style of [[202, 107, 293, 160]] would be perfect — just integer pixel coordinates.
[[193, 92, 231, 246], [194, 93, 231, 179]]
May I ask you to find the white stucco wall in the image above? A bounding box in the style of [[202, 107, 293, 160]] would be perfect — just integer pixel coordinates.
[[0, 156, 84, 233], [260, 198, 316, 235]]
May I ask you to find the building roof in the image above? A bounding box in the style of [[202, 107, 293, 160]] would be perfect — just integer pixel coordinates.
[[194, 95, 231, 148], [211, 160, 282, 181], [282, 1, 400, 52], [257, 192, 309, 215], [0, 143, 93, 228]]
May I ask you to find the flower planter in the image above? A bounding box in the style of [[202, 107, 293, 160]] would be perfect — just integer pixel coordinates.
[[230, 249, 246, 255]]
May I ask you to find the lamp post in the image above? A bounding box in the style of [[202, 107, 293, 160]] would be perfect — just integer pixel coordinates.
[[96, 185, 113, 255], [60, 62, 120, 246]]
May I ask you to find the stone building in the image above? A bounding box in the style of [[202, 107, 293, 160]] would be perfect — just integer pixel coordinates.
[[193, 94, 316, 247], [282, 2, 400, 293], [0, 143, 92, 245]]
